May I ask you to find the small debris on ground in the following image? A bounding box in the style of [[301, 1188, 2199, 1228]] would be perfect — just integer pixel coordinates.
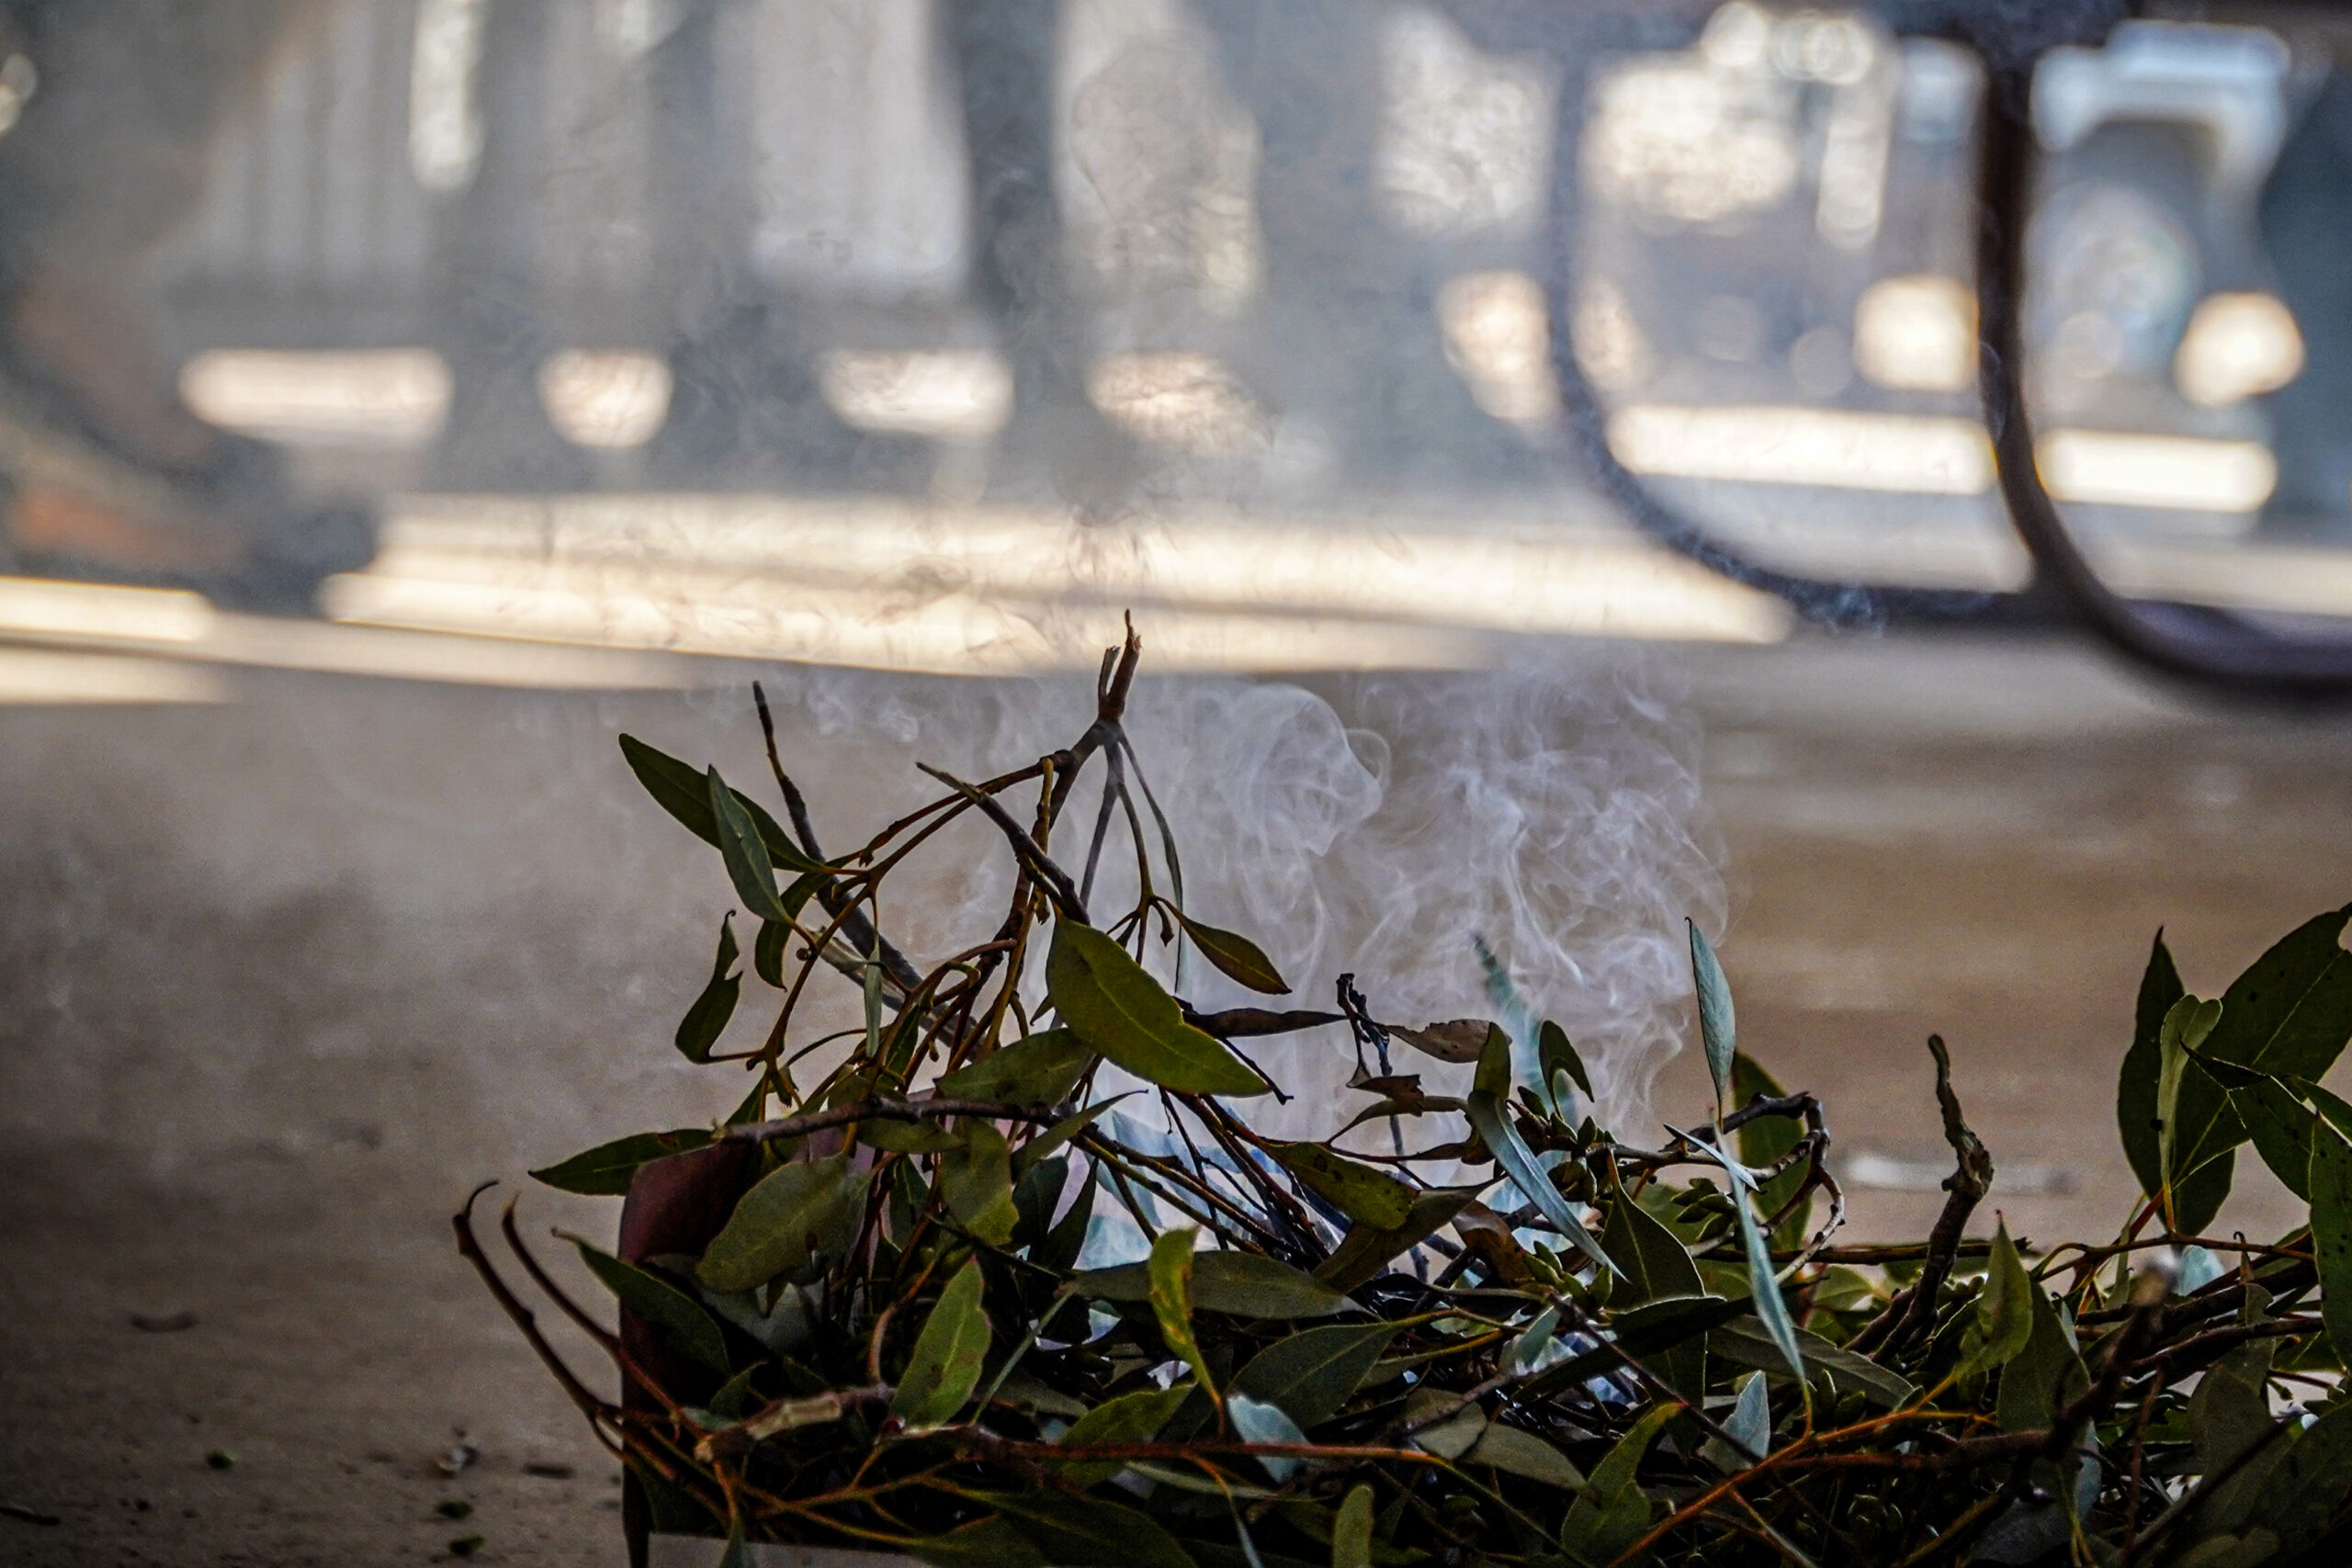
[[131, 1310, 199, 1333], [522, 1461, 573, 1479], [449, 1534, 485, 1557], [1, 1503, 62, 1527], [437, 1432, 480, 1477], [205, 1450, 237, 1470], [436, 1498, 474, 1519]]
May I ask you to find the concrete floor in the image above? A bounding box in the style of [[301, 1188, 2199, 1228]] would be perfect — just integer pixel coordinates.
[[4, 624, 2350, 1565]]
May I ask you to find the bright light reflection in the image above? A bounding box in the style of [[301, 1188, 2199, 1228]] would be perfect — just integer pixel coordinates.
[[0, 575, 215, 642], [2036, 429, 2276, 513], [179, 349, 452, 446], [538, 351, 673, 448], [818, 350, 1012, 440]]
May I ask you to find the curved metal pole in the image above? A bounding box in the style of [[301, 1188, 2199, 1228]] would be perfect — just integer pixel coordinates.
[[1540, 37, 2033, 629], [1973, 57, 2352, 691]]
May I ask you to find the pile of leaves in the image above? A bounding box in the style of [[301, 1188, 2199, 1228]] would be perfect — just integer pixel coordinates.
[[464, 627, 2352, 1567]]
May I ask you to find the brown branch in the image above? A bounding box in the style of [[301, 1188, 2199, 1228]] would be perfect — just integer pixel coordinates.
[[917, 764, 1089, 923], [1851, 1035, 1992, 1360], [724, 1097, 1060, 1145]]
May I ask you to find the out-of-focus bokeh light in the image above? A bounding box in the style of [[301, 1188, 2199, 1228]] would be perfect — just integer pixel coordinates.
[[177, 349, 452, 447], [1852, 274, 1976, 393], [1437, 270, 1561, 432], [2036, 430, 2276, 513], [1609, 405, 1993, 495], [1086, 352, 1269, 457], [2174, 291, 2304, 409], [537, 351, 673, 449], [818, 350, 1014, 442]]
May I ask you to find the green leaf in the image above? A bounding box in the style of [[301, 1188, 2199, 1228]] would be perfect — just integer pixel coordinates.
[[1228, 1322, 1400, 1429], [1227, 1393, 1308, 1481], [1464, 1423, 1585, 1490], [2251, 1399, 2352, 1556], [1074, 1250, 1350, 1318], [1730, 1054, 1809, 1251], [2175, 1150, 2239, 1238], [707, 766, 790, 924], [1332, 1485, 1374, 1568], [937, 1029, 1095, 1106], [857, 1118, 964, 1154], [619, 734, 828, 874], [2160, 996, 2227, 1191], [1958, 1221, 2036, 1382], [2205, 905, 2352, 1080], [1601, 1188, 1706, 1404], [1603, 1190, 1705, 1304], [1561, 1403, 1674, 1567], [1012, 1095, 1129, 1177], [674, 913, 742, 1065], [1467, 1025, 1616, 1277], [1268, 1143, 1416, 1231], [570, 1238, 730, 1375], [753, 918, 787, 988], [1996, 1281, 2085, 1435], [1711, 1315, 1913, 1408], [940, 1122, 1019, 1247], [910, 1517, 1050, 1568], [1035, 1168, 1097, 1275], [1171, 911, 1289, 995], [974, 1491, 1201, 1568], [892, 1258, 990, 1429], [2312, 1124, 2352, 1363], [1149, 1228, 1216, 1396], [2233, 1077, 2319, 1201], [1703, 1371, 1770, 1472], [2120, 931, 2185, 1197], [1046, 921, 1267, 1097], [529, 1129, 712, 1196], [1054, 1386, 1191, 1486], [1689, 919, 1736, 1117], [1313, 1189, 1475, 1294], [696, 1154, 867, 1293], [2191, 1338, 2278, 1478], [1690, 1133, 1802, 1383], [1539, 1020, 1595, 1103]]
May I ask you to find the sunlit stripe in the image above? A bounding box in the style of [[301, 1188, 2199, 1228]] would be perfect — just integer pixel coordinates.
[[2035, 429, 2276, 513], [0, 576, 216, 642], [1608, 402, 2282, 513]]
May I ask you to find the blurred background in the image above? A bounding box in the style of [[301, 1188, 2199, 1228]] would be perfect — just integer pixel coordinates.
[[7, 2, 2352, 1562]]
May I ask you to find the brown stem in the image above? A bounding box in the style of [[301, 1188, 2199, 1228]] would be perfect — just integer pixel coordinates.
[[1851, 1036, 1992, 1361], [724, 1096, 1059, 1145]]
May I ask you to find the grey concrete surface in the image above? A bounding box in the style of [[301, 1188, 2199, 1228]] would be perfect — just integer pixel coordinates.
[[4, 625, 2350, 1565]]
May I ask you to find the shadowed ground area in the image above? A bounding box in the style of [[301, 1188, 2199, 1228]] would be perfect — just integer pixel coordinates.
[[5, 627, 2351, 1565]]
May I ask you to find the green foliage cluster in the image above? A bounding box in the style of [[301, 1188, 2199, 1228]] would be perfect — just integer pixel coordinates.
[[463, 632, 2352, 1568]]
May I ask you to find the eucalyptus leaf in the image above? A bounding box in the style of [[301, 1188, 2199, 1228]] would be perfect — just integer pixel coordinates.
[[975, 1491, 1202, 1568], [2232, 1076, 2318, 1201], [2119, 930, 2184, 1198], [1467, 1025, 1616, 1278], [1075, 1249, 1350, 1318], [707, 766, 791, 925], [1689, 919, 1736, 1117], [1332, 1484, 1374, 1568], [2311, 1123, 2352, 1362], [1012, 1095, 1129, 1176], [1149, 1227, 1216, 1396], [1560, 1403, 1675, 1567], [940, 1122, 1019, 1247], [529, 1128, 712, 1196], [891, 1258, 990, 1429], [1702, 1371, 1770, 1472], [674, 912, 741, 1064], [2203, 904, 2352, 1080], [938, 1028, 1095, 1106], [1054, 1386, 1192, 1486], [571, 1237, 730, 1376], [1957, 1222, 2036, 1383], [696, 1154, 867, 1293], [1046, 921, 1267, 1096], [1710, 1316, 1916, 1409], [1314, 1189, 1476, 1294], [1539, 1020, 1595, 1103], [1229, 1322, 1400, 1429], [1689, 1131, 1802, 1383], [1268, 1142, 1416, 1231], [619, 734, 827, 874], [1172, 911, 1289, 995], [1227, 1393, 1308, 1481]]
